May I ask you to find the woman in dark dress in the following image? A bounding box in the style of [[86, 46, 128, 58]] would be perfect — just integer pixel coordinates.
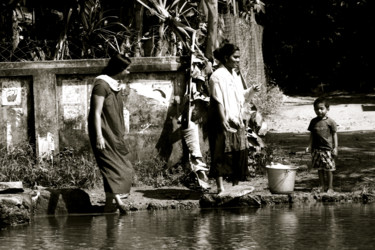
[[208, 43, 260, 194], [88, 54, 134, 213]]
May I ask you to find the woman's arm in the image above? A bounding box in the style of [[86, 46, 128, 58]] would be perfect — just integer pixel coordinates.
[[332, 132, 338, 156], [92, 94, 105, 150]]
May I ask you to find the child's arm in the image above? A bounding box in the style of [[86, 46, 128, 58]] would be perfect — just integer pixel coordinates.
[[332, 132, 338, 156], [306, 133, 312, 153]]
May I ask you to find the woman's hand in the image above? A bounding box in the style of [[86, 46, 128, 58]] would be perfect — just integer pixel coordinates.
[[223, 119, 239, 133], [96, 136, 105, 150], [222, 120, 237, 133], [252, 84, 261, 92]]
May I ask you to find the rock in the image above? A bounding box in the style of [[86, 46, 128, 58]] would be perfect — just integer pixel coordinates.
[[0, 194, 31, 228], [200, 185, 256, 207], [0, 196, 22, 206], [0, 181, 24, 193], [33, 188, 95, 215]]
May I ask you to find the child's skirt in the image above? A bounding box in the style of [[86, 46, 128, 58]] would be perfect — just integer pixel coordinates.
[[312, 149, 336, 171]]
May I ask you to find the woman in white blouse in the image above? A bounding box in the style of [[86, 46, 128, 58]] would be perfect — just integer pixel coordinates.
[[208, 43, 260, 194]]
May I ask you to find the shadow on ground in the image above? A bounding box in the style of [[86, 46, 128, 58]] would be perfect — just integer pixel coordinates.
[[135, 188, 202, 200]]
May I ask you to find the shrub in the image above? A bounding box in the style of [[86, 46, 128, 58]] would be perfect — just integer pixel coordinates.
[[132, 155, 185, 187], [252, 83, 284, 117]]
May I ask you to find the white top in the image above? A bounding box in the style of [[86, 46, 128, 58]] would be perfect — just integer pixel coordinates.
[[209, 65, 254, 125]]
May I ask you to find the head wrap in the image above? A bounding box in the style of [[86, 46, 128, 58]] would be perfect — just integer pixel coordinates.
[[102, 54, 132, 76]]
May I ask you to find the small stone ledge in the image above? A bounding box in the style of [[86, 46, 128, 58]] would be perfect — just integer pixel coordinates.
[[199, 190, 374, 208], [0, 181, 24, 194]]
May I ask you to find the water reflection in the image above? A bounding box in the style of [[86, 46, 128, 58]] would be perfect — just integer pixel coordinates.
[[1, 203, 375, 249]]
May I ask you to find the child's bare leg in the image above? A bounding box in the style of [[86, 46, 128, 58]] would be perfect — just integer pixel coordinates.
[[318, 170, 326, 192], [216, 176, 224, 194], [326, 171, 334, 193]]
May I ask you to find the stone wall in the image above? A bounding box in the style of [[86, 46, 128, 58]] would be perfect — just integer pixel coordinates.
[[0, 57, 192, 166]]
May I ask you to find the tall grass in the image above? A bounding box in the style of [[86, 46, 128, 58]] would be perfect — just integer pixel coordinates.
[[0, 144, 101, 189], [0, 144, 187, 189]]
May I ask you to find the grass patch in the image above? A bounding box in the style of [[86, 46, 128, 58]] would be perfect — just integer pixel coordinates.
[[0, 144, 101, 189], [0, 144, 188, 189], [0, 142, 277, 189]]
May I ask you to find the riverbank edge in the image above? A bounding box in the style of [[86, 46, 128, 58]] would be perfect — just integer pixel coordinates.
[[1, 185, 374, 228]]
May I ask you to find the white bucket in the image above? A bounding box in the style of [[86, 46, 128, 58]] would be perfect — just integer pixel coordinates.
[[266, 164, 298, 194]]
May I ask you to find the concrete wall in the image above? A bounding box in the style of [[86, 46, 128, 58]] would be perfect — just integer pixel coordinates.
[[0, 57, 192, 166]]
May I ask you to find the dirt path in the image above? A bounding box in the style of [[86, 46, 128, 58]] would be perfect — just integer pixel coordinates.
[[264, 93, 375, 192]]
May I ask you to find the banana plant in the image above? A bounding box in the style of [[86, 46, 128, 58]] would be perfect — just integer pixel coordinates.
[[136, 0, 199, 56], [54, 8, 73, 60]]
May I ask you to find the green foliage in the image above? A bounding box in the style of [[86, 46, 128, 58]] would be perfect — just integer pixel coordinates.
[[76, 0, 130, 58], [252, 83, 284, 117], [248, 146, 274, 176], [132, 155, 185, 187], [0, 142, 277, 189], [0, 144, 189, 189], [0, 144, 101, 189]]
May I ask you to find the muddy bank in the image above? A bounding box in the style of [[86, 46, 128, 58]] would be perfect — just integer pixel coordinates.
[[2, 177, 375, 228]]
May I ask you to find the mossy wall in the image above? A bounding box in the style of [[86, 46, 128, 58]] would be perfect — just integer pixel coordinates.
[[0, 57, 190, 166]]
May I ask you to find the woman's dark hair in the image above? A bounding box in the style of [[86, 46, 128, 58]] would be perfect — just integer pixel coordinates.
[[314, 97, 330, 108], [213, 43, 239, 64], [102, 54, 132, 76]]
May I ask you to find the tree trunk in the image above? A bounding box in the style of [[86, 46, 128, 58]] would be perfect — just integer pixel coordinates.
[[199, 0, 218, 61], [133, 4, 144, 57]]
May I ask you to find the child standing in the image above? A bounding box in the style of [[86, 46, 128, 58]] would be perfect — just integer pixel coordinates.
[[306, 97, 338, 194]]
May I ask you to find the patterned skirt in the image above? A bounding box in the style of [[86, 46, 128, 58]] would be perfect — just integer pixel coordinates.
[[312, 149, 336, 171]]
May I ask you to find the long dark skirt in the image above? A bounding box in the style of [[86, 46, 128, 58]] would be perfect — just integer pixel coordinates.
[[89, 133, 133, 194], [207, 103, 249, 182]]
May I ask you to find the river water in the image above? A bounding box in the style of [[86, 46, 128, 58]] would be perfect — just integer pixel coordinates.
[[1, 203, 375, 249]]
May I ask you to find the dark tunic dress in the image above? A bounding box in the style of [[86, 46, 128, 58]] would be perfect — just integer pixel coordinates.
[[88, 78, 134, 194]]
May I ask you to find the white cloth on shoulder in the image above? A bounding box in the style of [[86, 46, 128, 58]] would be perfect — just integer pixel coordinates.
[[96, 75, 121, 92]]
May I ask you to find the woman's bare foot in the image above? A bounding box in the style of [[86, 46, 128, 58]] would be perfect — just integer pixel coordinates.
[[217, 187, 225, 195], [117, 203, 128, 215], [118, 193, 129, 199], [326, 189, 335, 194]]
